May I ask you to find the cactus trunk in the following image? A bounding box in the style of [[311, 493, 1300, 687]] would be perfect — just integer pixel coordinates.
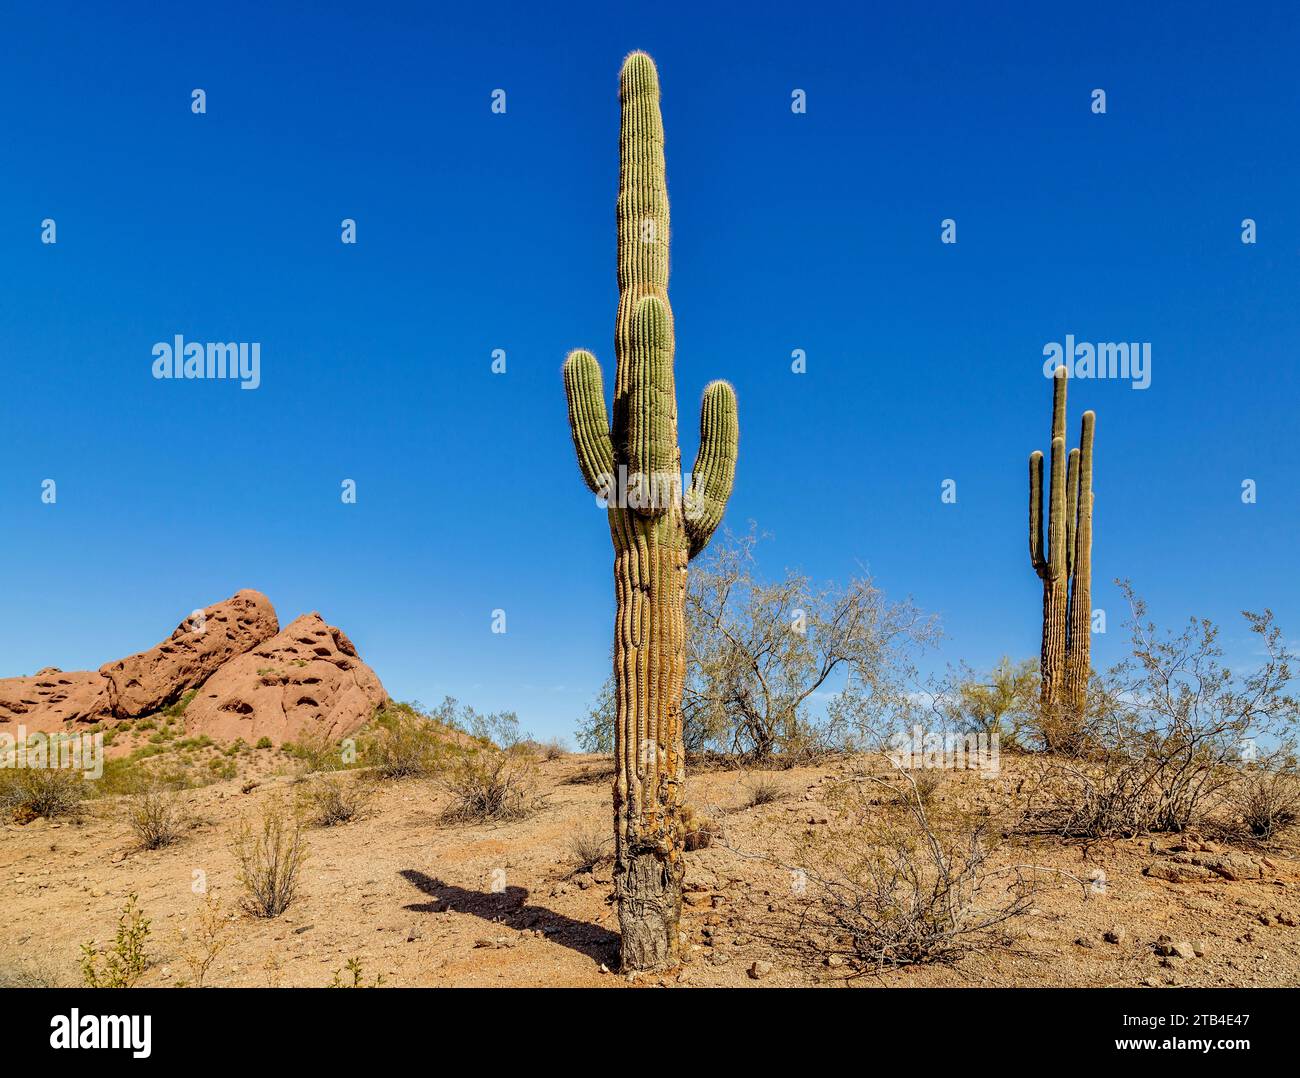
[[1028, 367, 1095, 750], [563, 53, 738, 972], [1063, 411, 1095, 714]]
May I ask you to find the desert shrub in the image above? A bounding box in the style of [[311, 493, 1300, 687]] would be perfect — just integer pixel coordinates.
[[440, 747, 541, 824], [126, 785, 187, 849], [1229, 764, 1300, 839], [232, 801, 308, 918], [176, 893, 234, 988], [1028, 586, 1299, 838], [299, 772, 374, 827], [207, 758, 237, 781], [903, 768, 944, 806], [541, 738, 567, 761], [0, 765, 84, 822], [567, 825, 611, 873], [365, 702, 445, 779], [431, 697, 525, 750], [281, 730, 349, 776], [255, 737, 273, 750], [564, 763, 615, 785], [162, 690, 197, 719], [81, 894, 150, 988], [681, 804, 720, 850], [742, 773, 786, 808], [783, 769, 1034, 972]]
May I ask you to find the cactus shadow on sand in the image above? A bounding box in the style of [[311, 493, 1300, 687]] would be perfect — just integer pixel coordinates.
[[398, 869, 619, 966]]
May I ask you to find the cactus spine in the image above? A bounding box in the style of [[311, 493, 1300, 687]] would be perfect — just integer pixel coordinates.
[[1028, 367, 1095, 744], [562, 52, 738, 972]]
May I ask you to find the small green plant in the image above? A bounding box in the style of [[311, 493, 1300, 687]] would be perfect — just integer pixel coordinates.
[[162, 689, 197, 719], [329, 956, 384, 988], [81, 894, 150, 988], [233, 801, 308, 918], [255, 737, 273, 750], [207, 758, 237, 780]]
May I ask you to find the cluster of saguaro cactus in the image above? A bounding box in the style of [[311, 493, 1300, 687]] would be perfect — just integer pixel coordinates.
[[562, 52, 739, 972], [1028, 367, 1095, 743]]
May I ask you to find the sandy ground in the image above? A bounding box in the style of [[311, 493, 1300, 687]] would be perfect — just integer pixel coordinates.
[[2, 751, 1299, 988]]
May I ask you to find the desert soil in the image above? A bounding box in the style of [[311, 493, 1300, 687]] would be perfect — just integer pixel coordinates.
[[3, 751, 1299, 988]]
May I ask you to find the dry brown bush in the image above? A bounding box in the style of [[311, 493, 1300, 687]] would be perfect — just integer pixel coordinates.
[[232, 801, 308, 918], [440, 748, 542, 824]]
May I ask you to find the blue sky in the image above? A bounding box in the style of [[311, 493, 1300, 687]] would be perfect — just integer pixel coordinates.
[[2, 1, 1298, 740]]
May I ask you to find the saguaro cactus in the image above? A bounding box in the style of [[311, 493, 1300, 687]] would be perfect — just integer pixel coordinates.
[[1028, 367, 1095, 741], [562, 52, 738, 971]]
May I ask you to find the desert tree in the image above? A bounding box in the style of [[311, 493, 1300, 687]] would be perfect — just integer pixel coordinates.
[[579, 526, 936, 764]]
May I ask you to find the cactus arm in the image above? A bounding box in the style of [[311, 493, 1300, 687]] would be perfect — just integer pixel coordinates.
[[1066, 447, 1080, 577], [563, 349, 616, 495], [1029, 450, 1046, 576], [1045, 365, 1068, 579], [1051, 365, 1068, 442], [685, 380, 738, 559], [1048, 435, 1067, 579], [1076, 410, 1095, 564]]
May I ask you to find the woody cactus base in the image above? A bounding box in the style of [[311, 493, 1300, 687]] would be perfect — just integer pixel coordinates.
[[563, 52, 738, 972]]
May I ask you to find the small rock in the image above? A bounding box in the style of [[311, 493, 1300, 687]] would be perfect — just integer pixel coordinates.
[[1103, 926, 1126, 944], [748, 960, 773, 979], [825, 954, 845, 968]]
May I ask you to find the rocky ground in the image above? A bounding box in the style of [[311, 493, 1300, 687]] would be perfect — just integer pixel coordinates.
[[2, 749, 1298, 988]]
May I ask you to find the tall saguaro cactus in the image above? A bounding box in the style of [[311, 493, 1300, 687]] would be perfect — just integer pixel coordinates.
[[1028, 367, 1095, 744], [562, 52, 739, 972]]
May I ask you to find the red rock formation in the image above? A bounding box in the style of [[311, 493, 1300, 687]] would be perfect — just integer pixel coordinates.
[[99, 589, 279, 717], [183, 613, 387, 743], [0, 592, 385, 744]]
